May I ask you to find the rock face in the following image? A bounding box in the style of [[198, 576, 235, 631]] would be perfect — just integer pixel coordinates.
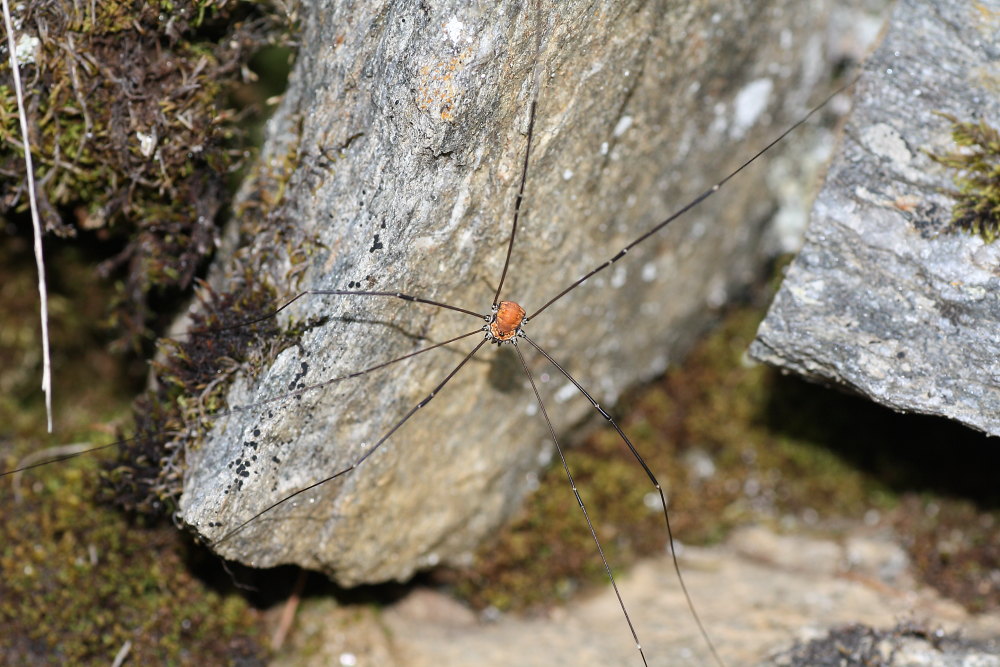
[[750, 0, 1000, 435], [179, 0, 868, 584]]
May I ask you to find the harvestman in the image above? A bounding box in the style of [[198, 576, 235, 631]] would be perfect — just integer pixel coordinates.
[[4, 53, 856, 667], [192, 76, 852, 664]]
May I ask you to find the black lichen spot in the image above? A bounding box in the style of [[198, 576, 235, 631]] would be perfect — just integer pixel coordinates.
[[935, 298, 973, 327], [370, 234, 384, 252], [926, 114, 1000, 243], [288, 361, 309, 390]]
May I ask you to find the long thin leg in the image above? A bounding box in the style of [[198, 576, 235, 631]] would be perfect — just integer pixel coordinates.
[[528, 76, 860, 321], [492, 98, 537, 307], [3, 442, 119, 478], [511, 340, 650, 667], [226, 328, 484, 414], [1, 329, 485, 478], [191, 289, 486, 337], [493, 0, 544, 307], [211, 337, 488, 549], [522, 333, 726, 667]]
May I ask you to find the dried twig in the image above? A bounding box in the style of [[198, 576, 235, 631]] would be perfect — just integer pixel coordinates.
[[2, 0, 52, 431]]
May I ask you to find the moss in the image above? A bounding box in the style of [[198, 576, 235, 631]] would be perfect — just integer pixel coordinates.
[[0, 0, 293, 347], [0, 5, 304, 660], [102, 94, 325, 516], [0, 238, 269, 665], [897, 495, 1000, 615], [771, 621, 984, 666], [0, 460, 268, 664], [0, 0, 312, 528], [103, 275, 307, 515], [926, 114, 1000, 243]]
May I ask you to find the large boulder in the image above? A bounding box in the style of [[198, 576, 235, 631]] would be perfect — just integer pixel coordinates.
[[179, 0, 871, 584]]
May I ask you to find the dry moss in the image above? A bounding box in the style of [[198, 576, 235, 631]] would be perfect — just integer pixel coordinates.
[[0, 0, 292, 346]]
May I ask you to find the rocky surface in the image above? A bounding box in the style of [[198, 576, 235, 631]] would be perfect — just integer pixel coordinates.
[[178, 0, 880, 583], [750, 0, 1000, 436], [269, 526, 1000, 666]]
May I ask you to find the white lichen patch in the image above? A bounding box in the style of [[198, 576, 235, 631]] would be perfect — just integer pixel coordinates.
[[860, 123, 927, 184], [136, 130, 157, 158], [612, 115, 633, 138], [14, 33, 39, 66], [443, 16, 466, 44], [641, 261, 657, 282], [731, 78, 774, 139], [861, 122, 913, 165]]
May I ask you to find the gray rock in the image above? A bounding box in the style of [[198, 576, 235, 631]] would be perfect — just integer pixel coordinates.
[[769, 624, 1000, 667], [750, 0, 1000, 435], [179, 0, 871, 584]]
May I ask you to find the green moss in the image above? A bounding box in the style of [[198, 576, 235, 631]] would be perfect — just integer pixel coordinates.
[[0, 240, 269, 664], [897, 495, 1000, 614], [0, 0, 310, 529], [0, 455, 267, 664], [927, 114, 1000, 243], [0, 6, 303, 656]]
